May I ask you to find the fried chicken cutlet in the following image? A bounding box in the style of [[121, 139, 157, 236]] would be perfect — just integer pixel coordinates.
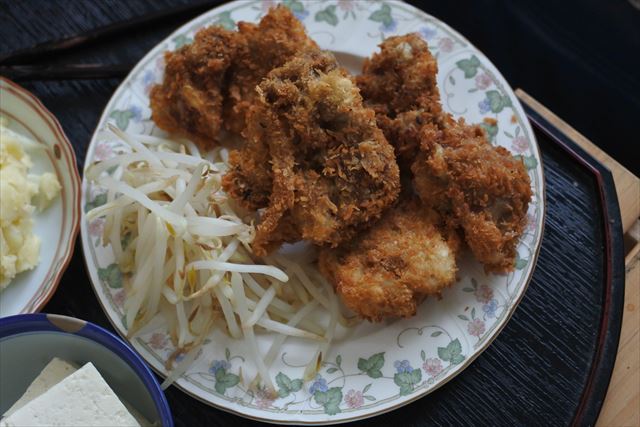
[[357, 33, 532, 273], [318, 199, 459, 322], [356, 34, 443, 167], [150, 6, 318, 145], [412, 126, 532, 273], [223, 51, 400, 255]]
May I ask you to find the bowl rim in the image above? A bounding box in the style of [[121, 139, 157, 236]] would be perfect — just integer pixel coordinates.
[[0, 313, 174, 427]]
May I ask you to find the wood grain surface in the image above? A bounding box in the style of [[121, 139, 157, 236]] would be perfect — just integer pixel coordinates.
[[0, 2, 633, 426], [517, 90, 640, 427]]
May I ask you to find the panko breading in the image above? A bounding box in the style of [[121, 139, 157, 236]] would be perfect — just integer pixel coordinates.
[[150, 25, 238, 145], [318, 199, 459, 322], [356, 34, 442, 166], [223, 6, 319, 135], [150, 6, 318, 145], [223, 51, 400, 255], [412, 127, 532, 273], [358, 33, 532, 273]]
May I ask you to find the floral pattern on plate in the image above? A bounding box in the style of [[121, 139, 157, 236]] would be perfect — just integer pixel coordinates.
[[81, 1, 545, 423]]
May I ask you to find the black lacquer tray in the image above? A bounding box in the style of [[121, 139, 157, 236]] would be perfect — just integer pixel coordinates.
[[33, 94, 624, 427], [2, 3, 623, 425]]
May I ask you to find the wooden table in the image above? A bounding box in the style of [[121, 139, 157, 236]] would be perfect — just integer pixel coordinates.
[[516, 90, 640, 427]]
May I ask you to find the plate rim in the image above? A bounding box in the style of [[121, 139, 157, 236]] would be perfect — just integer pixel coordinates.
[[80, 0, 547, 424], [0, 76, 81, 316]]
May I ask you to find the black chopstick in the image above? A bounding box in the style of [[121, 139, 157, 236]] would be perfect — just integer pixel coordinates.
[[0, 63, 134, 81], [0, 0, 225, 65]]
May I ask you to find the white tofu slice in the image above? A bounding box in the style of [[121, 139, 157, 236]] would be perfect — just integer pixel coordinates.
[[3, 358, 77, 417], [0, 362, 141, 427]]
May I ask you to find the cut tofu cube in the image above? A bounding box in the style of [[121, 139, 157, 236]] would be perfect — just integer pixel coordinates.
[[3, 358, 77, 417], [0, 362, 141, 427]]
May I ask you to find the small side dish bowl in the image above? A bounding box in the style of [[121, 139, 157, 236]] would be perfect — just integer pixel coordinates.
[[0, 313, 173, 426], [0, 77, 81, 316]]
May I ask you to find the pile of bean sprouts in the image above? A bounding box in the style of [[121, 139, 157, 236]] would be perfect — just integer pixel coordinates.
[[86, 124, 352, 393]]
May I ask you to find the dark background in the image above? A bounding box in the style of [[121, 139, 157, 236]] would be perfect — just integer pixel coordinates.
[[1, 0, 639, 173], [0, 1, 631, 426]]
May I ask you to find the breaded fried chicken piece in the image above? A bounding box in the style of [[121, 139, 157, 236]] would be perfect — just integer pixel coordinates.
[[358, 33, 532, 273], [356, 34, 442, 166], [318, 199, 459, 322], [150, 6, 318, 145], [223, 51, 400, 255], [412, 126, 532, 273], [223, 6, 319, 135], [150, 25, 238, 145]]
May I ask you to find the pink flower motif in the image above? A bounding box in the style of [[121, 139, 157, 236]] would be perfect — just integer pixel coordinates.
[[422, 358, 443, 377], [113, 289, 125, 307], [88, 217, 105, 238], [344, 389, 364, 409], [475, 73, 492, 90], [338, 0, 354, 11], [149, 332, 168, 350], [526, 213, 536, 232], [474, 283, 493, 304], [261, 0, 277, 13], [94, 142, 113, 161], [254, 388, 275, 409], [438, 37, 454, 53], [511, 135, 529, 154], [467, 318, 486, 337]]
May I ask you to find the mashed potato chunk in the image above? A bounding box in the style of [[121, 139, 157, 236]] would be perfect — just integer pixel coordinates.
[[0, 119, 60, 289]]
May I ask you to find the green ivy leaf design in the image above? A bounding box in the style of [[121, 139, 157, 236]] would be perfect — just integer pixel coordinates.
[[109, 109, 135, 131], [315, 5, 338, 26], [283, 0, 305, 13], [485, 90, 512, 113], [313, 387, 342, 415], [98, 264, 123, 289], [368, 3, 393, 27], [457, 314, 469, 321], [357, 352, 385, 379], [431, 331, 443, 337], [514, 253, 528, 270], [456, 55, 481, 78], [451, 354, 465, 364], [173, 34, 193, 49], [479, 122, 498, 144], [437, 339, 464, 365], [326, 367, 338, 374], [85, 192, 107, 213], [336, 354, 342, 367], [471, 307, 476, 319], [420, 350, 426, 361], [514, 154, 538, 170], [394, 368, 422, 396], [225, 347, 230, 361], [213, 11, 235, 30], [214, 368, 239, 395], [275, 372, 302, 398], [462, 287, 475, 292], [363, 383, 372, 394]]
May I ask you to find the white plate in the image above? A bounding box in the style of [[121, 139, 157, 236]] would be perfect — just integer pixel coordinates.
[[0, 78, 81, 317], [81, 1, 545, 424]]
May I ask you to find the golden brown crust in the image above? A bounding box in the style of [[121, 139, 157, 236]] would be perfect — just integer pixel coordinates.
[[149, 26, 238, 145], [318, 199, 458, 322], [412, 131, 532, 273], [357, 33, 532, 273], [224, 51, 400, 255], [150, 6, 318, 146]]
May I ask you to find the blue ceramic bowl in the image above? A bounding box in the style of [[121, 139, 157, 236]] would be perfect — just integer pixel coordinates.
[[0, 313, 173, 426]]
